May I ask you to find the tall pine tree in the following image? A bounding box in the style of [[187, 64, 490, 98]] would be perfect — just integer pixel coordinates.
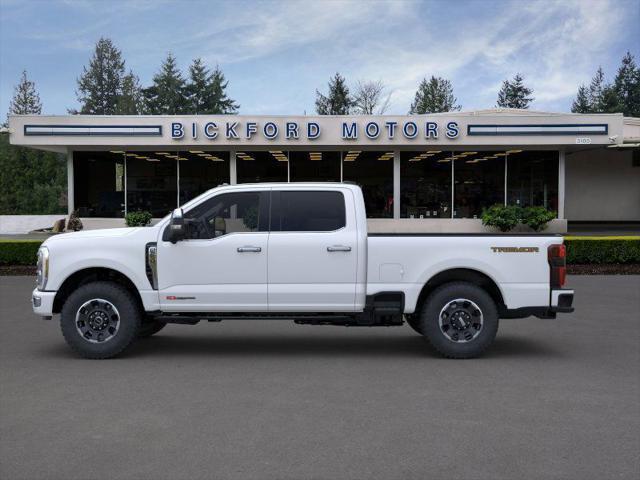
[[315, 73, 353, 115], [587, 67, 607, 111], [571, 85, 591, 113], [116, 71, 144, 115], [75, 38, 126, 114], [207, 65, 239, 114], [185, 59, 239, 114], [8, 70, 42, 117], [1, 72, 66, 215], [186, 58, 209, 114], [143, 53, 188, 114], [613, 51, 640, 117], [409, 76, 460, 114], [496, 74, 534, 109]]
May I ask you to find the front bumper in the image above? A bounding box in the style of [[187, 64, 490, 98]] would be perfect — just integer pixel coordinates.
[[32, 288, 56, 317]]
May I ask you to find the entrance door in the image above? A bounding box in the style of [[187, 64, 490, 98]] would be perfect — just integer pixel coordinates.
[[267, 189, 358, 312], [156, 190, 270, 312]]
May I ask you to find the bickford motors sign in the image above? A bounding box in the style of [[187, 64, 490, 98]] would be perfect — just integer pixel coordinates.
[[171, 119, 461, 141]]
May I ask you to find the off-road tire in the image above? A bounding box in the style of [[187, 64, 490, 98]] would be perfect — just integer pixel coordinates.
[[420, 281, 499, 359], [60, 281, 141, 359]]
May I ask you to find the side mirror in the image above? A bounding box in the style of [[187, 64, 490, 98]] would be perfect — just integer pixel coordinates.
[[168, 208, 185, 244]]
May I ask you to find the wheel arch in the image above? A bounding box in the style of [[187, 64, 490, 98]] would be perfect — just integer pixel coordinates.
[[415, 268, 506, 315], [53, 267, 143, 314]]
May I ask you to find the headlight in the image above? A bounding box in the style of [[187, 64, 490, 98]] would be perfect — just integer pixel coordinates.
[[36, 246, 49, 290]]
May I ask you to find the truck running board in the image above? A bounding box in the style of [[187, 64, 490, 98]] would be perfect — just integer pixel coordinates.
[[154, 312, 404, 326]]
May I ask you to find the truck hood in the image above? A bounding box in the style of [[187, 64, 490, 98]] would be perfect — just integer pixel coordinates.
[[42, 227, 159, 248]]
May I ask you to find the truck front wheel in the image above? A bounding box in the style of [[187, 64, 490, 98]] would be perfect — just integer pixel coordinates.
[[60, 281, 142, 359], [419, 282, 499, 359]]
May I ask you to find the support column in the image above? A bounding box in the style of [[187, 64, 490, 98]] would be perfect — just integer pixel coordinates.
[[123, 154, 127, 216], [66, 149, 74, 215], [229, 150, 237, 185], [504, 154, 508, 206], [393, 150, 400, 219], [558, 149, 566, 219], [176, 158, 180, 207]]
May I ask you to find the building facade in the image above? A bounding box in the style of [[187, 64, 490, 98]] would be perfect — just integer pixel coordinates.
[[7, 109, 640, 233]]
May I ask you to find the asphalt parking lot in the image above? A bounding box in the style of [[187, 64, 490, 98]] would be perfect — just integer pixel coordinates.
[[1, 275, 639, 480]]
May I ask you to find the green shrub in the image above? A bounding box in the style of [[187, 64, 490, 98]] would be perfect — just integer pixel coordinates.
[[481, 205, 520, 232], [0, 240, 43, 265], [564, 237, 640, 264], [482, 205, 557, 232], [521, 206, 556, 232], [125, 210, 153, 227]]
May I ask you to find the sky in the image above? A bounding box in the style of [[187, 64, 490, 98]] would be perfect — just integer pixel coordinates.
[[0, 0, 638, 117]]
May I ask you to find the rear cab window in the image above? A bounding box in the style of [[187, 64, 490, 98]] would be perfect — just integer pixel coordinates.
[[270, 190, 346, 232]]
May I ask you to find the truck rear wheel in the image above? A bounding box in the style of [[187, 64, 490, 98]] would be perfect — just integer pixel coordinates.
[[60, 281, 141, 359], [419, 282, 498, 359]]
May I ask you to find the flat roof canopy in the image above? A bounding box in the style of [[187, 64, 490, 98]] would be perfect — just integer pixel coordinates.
[[8, 109, 628, 153]]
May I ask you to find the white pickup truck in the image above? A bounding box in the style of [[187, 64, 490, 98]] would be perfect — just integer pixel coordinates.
[[32, 183, 573, 359]]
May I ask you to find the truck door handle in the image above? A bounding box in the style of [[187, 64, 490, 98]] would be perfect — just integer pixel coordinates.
[[327, 245, 352, 252], [237, 246, 262, 253]]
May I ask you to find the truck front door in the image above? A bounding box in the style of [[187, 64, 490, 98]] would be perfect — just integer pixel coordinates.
[[268, 188, 358, 312], [156, 190, 270, 312]]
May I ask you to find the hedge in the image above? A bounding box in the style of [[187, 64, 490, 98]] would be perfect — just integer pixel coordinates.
[[1, 236, 639, 266], [564, 236, 640, 264], [0, 240, 43, 265]]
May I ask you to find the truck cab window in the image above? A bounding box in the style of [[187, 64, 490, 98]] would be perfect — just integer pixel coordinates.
[[183, 192, 266, 239], [272, 191, 346, 232]]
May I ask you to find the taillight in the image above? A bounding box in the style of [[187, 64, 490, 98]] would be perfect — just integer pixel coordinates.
[[548, 244, 566, 288]]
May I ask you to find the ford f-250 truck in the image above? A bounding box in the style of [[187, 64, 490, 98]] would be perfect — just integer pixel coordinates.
[[32, 183, 574, 359]]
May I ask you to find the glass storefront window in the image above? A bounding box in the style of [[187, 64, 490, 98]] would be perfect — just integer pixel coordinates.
[[72, 147, 559, 221], [507, 150, 558, 213], [289, 151, 341, 182], [126, 152, 177, 218], [401, 151, 452, 218], [237, 150, 288, 183], [342, 150, 394, 218], [453, 151, 505, 218], [73, 151, 124, 218], [177, 150, 230, 204]]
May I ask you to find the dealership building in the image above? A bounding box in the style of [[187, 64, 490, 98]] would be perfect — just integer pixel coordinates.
[[6, 109, 640, 233]]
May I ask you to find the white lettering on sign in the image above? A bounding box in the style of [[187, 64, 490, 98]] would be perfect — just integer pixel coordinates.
[[576, 137, 592, 144]]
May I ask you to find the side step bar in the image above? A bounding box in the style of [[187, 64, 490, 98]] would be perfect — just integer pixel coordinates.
[[154, 313, 404, 327]]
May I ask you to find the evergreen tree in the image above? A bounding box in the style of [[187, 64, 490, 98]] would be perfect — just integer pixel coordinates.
[[8, 70, 42, 116], [315, 73, 353, 115], [496, 73, 534, 109], [75, 37, 126, 114], [613, 51, 640, 117], [143, 53, 188, 114], [571, 85, 591, 113], [409, 76, 460, 114], [186, 58, 209, 114], [587, 66, 607, 112], [1, 72, 66, 214], [116, 71, 144, 115], [185, 59, 239, 114], [207, 65, 239, 114]]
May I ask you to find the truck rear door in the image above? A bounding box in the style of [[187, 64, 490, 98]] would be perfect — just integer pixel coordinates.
[[267, 188, 358, 312]]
